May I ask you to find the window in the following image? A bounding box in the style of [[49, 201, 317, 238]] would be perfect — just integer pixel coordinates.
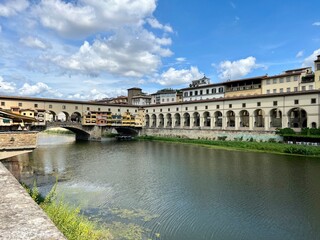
[[118, 108, 120, 112], [266, 79, 270, 85], [302, 86, 306, 91], [309, 85, 313, 90], [189, 91, 193, 96], [176, 107, 179, 111], [216, 105, 220, 109], [166, 98, 169, 102], [219, 87, 224, 93], [279, 78, 284, 83], [212, 88, 216, 93], [195, 106, 197, 110], [168, 108, 170, 112], [273, 79, 277, 84], [317, 63, 320, 71], [311, 98, 316, 104], [172, 98, 174, 101], [19, 102, 22, 107], [294, 87, 298, 92], [153, 109, 155, 112], [294, 99, 299, 104], [273, 101, 277, 106], [87, 107, 90, 111], [229, 104, 232, 108], [146, 110, 148, 113], [286, 77, 291, 82], [98, 108, 101, 111], [49, 104, 52, 109], [1, 102, 5, 106], [184, 92, 188, 97], [75, 106, 78, 110], [279, 88, 283, 93], [273, 89, 277, 93], [242, 103, 246, 108], [34, 104, 38, 108], [287, 87, 290, 92], [200, 90, 203, 95], [257, 102, 261, 107], [294, 76, 298, 81], [266, 90, 270, 94], [205, 105, 208, 109], [195, 91, 198, 96], [206, 89, 209, 94], [62, 105, 66, 109], [162, 99, 164, 102], [160, 109, 162, 112], [135, 110, 137, 113], [185, 107, 188, 110]]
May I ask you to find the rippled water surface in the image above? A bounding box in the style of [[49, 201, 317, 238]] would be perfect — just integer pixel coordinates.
[[4, 133, 320, 240]]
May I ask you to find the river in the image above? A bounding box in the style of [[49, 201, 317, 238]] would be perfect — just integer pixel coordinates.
[[2, 133, 320, 240]]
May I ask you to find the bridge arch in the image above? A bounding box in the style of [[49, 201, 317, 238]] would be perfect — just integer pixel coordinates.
[[270, 108, 282, 128], [226, 110, 235, 127], [288, 108, 307, 128], [57, 111, 69, 122], [174, 113, 181, 127], [145, 114, 150, 127], [166, 113, 172, 128], [239, 110, 249, 128], [193, 112, 200, 127], [158, 114, 164, 128], [203, 111, 211, 127], [183, 113, 190, 127], [71, 112, 81, 123], [214, 111, 222, 127]]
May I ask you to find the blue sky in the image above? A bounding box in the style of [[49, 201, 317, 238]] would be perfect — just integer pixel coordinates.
[[0, 0, 319, 100]]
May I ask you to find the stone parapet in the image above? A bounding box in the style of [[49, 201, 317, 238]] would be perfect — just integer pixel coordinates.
[[0, 162, 66, 240], [0, 132, 38, 150]]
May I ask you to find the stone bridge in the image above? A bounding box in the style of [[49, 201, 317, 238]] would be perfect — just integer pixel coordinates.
[[34, 122, 141, 141]]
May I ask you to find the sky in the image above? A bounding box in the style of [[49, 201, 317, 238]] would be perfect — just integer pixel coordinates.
[[0, 0, 320, 100]]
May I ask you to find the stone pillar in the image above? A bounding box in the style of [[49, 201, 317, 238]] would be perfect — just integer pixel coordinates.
[[210, 117, 214, 129], [282, 115, 288, 128], [199, 116, 204, 128], [190, 116, 194, 129], [235, 116, 239, 130], [264, 115, 269, 131], [249, 115, 254, 130]]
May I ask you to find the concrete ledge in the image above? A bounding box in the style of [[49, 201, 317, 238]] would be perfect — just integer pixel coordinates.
[[0, 162, 66, 240]]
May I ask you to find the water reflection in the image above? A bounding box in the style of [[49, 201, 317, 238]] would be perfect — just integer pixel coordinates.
[[2, 135, 320, 240]]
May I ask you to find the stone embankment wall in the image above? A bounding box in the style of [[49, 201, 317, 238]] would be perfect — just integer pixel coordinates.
[[0, 132, 38, 150], [0, 162, 66, 239], [143, 128, 283, 142]]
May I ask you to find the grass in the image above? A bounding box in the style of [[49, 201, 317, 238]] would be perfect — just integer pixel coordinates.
[[23, 181, 112, 240], [138, 135, 320, 157]]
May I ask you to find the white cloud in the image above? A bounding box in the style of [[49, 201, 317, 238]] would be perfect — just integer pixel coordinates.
[[154, 66, 203, 86], [0, 0, 29, 17], [312, 22, 320, 26], [20, 36, 49, 50], [51, 28, 172, 77], [34, 0, 157, 38], [67, 88, 127, 100], [296, 50, 304, 58], [302, 49, 320, 67], [176, 57, 186, 62], [19, 82, 62, 97], [0, 76, 16, 93], [147, 18, 173, 32], [216, 56, 261, 80]]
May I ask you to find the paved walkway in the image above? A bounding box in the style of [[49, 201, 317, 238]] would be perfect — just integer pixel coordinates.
[[0, 162, 66, 240]]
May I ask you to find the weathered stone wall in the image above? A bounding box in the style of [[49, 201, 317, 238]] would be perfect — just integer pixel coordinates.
[[0, 132, 38, 150], [0, 162, 66, 239], [143, 128, 283, 142]]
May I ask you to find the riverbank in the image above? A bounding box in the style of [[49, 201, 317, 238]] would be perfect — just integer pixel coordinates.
[[0, 162, 66, 239], [138, 135, 320, 157]]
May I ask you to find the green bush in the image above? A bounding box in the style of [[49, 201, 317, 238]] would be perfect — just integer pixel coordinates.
[[276, 128, 296, 135]]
